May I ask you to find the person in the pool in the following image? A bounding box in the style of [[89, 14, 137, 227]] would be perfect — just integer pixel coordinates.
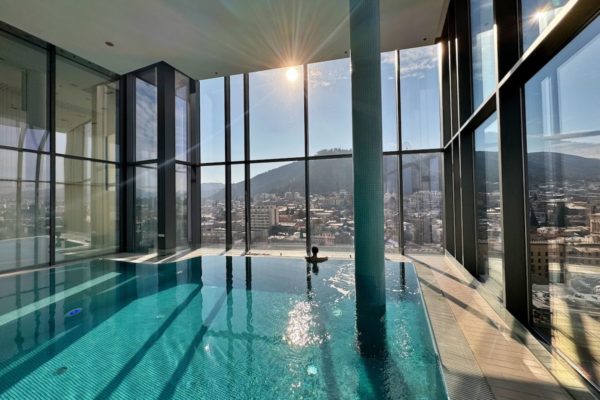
[[305, 246, 328, 264]]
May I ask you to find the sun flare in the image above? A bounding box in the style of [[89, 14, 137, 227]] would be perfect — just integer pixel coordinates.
[[286, 67, 299, 82]]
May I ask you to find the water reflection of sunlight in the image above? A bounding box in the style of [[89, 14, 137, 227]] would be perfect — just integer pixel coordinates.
[[284, 300, 328, 347]]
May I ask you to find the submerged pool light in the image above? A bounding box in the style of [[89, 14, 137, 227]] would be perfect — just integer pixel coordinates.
[[65, 308, 82, 317]]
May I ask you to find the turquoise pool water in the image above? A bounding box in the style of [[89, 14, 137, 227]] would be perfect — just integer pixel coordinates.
[[0, 256, 447, 399]]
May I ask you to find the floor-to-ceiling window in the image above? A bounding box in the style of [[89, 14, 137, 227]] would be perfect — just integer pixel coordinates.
[[175, 72, 191, 248], [521, 0, 572, 52], [307, 58, 352, 155], [474, 113, 503, 300], [55, 56, 119, 262], [201, 166, 226, 248], [0, 32, 49, 271], [470, 0, 496, 109], [200, 77, 226, 249], [400, 46, 442, 151], [247, 66, 308, 253], [134, 68, 158, 251], [193, 46, 443, 256], [382, 51, 401, 253], [251, 161, 306, 251], [525, 16, 600, 385], [400, 45, 444, 254], [0, 27, 121, 269], [309, 157, 353, 253], [230, 74, 246, 249], [402, 154, 444, 254]]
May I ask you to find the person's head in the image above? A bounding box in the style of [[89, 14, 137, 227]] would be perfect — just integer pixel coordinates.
[[311, 246, 319, 256]]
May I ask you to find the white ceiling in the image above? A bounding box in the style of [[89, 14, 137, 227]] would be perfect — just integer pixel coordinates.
[[0, 0, 449, 80]]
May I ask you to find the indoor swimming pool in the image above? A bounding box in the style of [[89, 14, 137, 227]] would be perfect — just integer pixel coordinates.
[[0, 256, 447, 399]]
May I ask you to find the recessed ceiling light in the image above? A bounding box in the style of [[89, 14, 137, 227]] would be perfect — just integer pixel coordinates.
[[423, 38, 427, 41], [105, 41, 114, 47]]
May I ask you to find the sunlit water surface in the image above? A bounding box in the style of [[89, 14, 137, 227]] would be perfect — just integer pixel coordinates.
[[0, 256, 447, 399]]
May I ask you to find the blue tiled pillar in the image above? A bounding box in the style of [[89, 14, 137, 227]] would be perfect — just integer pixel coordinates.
[[349, 0, 386, 325]]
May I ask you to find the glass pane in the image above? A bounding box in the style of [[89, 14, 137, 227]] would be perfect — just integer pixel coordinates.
[[56, 56, 118, 161], [135, 70, 157, 161], [231, 164, 246, 249], [402, 153, 443, 254], [309, 158, 354, 254], [0, 149, 49, 271], [521, 0, 571, 52], [201, 166, 226, 248], [175, 72, 189, 162], [200, 78, 225, 163], [308, 58, 352, 155], [55, 157, 118, 262], [474, 113, 503, 300], [525, 17, 600, 385], [381, 51, 398, 152], [135, 164, 157, 251], [470, 0, 496, 109], [230, 74, 245, 161], [0, 32, 47, 151], [249, 66, 304, 160], [384, 155, 401, 253], [250, 161, 306, 252], [400, 45, 442, 150], [176, 164, 189, 247]]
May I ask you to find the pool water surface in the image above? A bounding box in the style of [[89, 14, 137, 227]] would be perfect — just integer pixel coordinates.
[[0, 256, 447, 399]]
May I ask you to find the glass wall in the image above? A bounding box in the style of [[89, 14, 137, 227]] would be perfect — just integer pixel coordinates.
[[402, 153, 443, 254], [0, 150, 50, 271], [249, 66, 304, 160], [201, 166, 226, 248], [135, 165, 157, 251], [200, 77, 225, 163], [0, 32, 49, 271], [135, 69, 157, 162], [175, 72, 190, 162], [175, 164, 189, 247], [309, 158, 354, 253], [230, 74, 245, 161], [307, 58, 352, 155], [250, 162, 306, 251], [134, 67, 157, 251], [470, 0, 496, 108], [400, 45, 442, 150], [56, 57, 118, 161], [521, 0, 572, 52], [384, 155, 401, 253], [526, 17, 600, 385], [474, 113, 503, 300], [55, 56, 119, 261], [381, 51, 398, 152], [231, 165, 246, 249], [194, 45, 443, 255], [55, 158, 118, 261]]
